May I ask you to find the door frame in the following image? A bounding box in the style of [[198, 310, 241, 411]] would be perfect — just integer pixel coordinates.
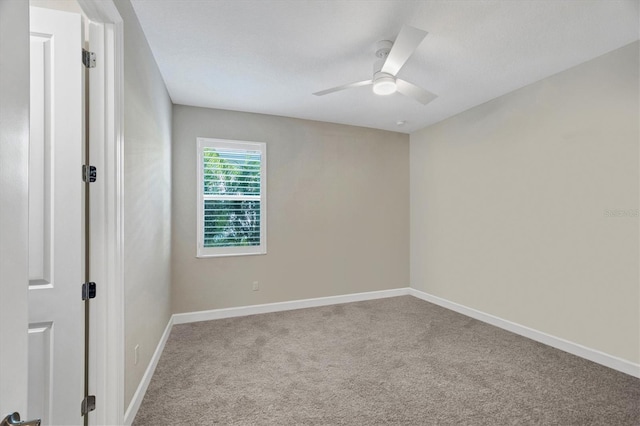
[[76, 1, 125, 424]]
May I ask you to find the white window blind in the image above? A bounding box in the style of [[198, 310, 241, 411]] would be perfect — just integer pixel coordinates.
[[197, 138, 266, 257]]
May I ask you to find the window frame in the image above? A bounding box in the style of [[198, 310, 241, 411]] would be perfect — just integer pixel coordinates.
[[196, 137, 267, 258]]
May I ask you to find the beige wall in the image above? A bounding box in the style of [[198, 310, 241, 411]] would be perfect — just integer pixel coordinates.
[[114, 0, 172, 409], [172, 106, 409, 313], [410, 42, 639, 364]]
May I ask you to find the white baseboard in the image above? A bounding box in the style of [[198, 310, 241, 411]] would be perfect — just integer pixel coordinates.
[[172, 287, 411, 325], [409, 288, 640, 379], [123, 316, 174, 426]]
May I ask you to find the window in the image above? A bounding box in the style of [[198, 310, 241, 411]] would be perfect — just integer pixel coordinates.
[[197, 138, 266, 257]]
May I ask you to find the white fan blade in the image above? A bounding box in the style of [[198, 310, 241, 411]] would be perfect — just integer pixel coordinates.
[[381, 25, 428, 76], [313, 80, 373, 96], [396, 79, 437, 105]]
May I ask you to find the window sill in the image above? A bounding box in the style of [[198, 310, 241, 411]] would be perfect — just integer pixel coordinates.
[[196, 250, 267, 259]]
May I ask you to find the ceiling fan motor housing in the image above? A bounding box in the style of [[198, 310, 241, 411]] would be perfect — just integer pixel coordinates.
[[373, 41, 396, 95], [372, 71, 396, 95]]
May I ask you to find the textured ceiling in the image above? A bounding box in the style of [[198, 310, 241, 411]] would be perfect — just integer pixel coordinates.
[[130, 0, 639, 134]]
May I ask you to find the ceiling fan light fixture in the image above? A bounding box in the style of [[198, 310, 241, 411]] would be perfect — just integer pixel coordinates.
[[373, 74, 397, 96]]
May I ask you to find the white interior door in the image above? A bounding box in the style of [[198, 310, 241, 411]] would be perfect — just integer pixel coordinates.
[[28, 6, 84, 425]]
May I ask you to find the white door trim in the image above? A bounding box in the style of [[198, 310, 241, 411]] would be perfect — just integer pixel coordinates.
[[76, 1, 124, 424]]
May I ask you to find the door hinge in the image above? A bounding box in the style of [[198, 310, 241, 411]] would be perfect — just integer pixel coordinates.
[[81, 395, 96, 415], [82, 282, 96, 300], [82, 48, 96, 68], [82, 165, 96, 183]]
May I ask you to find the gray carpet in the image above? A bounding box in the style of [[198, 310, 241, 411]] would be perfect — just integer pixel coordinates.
[[133, 296, 640, 425]]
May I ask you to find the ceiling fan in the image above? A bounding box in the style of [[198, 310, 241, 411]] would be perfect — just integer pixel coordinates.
[[313, 25, 437, 105]]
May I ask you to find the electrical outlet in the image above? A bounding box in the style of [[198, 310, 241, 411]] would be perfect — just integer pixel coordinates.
[[252, 281, 259, 291], [134, 344, 140, 365]]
